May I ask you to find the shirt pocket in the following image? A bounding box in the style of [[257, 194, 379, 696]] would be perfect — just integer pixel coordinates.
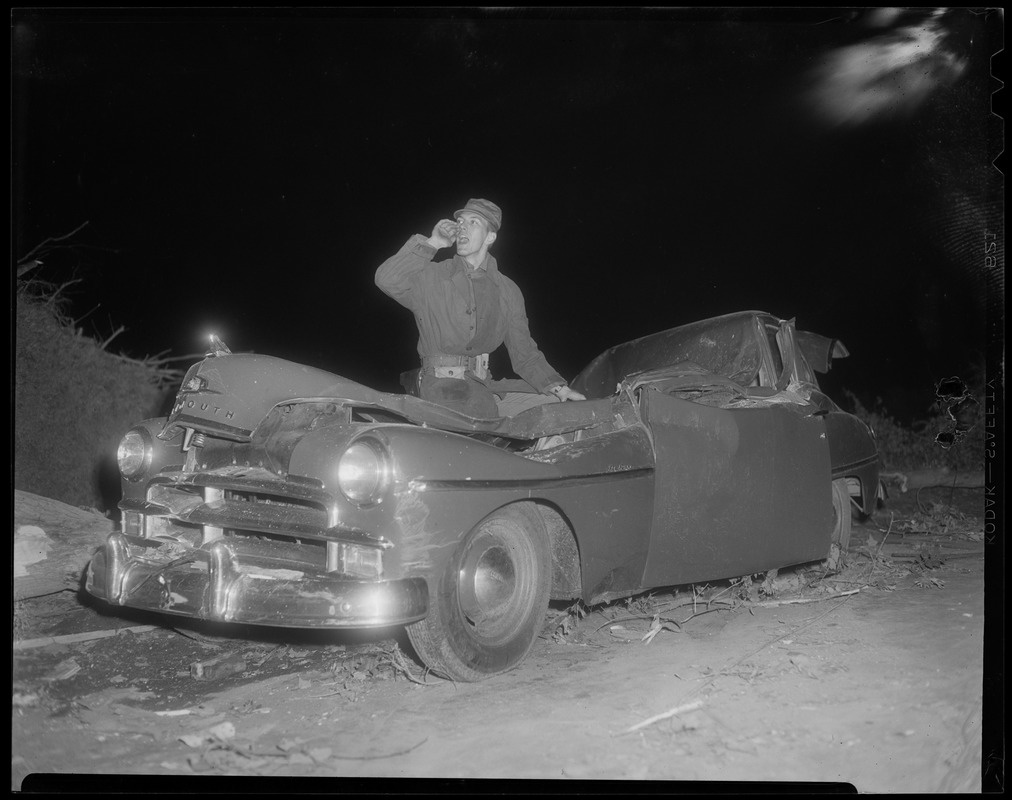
[[444, 280, 472, 329]]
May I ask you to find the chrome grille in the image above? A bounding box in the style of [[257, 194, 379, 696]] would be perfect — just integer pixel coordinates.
[[135, 470, 332, 542]]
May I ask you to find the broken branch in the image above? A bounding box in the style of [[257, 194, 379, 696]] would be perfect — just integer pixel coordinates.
[[17, 221, 91, 265], [753, 587, 864, 608], [14, 624, 159, 651], [98, 325, 127, 351], [619, 699, 704, 735]]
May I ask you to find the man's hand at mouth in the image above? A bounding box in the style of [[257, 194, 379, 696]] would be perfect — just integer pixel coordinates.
[[427, 219, 459, 249]]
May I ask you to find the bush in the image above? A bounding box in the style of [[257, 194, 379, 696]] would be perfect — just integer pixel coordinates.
[[844, 389, 984, 473], [14, 281, 179, 511]]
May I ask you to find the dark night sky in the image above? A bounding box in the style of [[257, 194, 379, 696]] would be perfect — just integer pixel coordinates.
[[12, 8, 1002, 420]]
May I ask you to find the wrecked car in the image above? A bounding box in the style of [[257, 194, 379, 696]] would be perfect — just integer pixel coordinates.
[[86, 311, 879, 681]]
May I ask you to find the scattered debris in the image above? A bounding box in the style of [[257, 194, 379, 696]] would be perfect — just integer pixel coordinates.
[[76, 686, 158, 718], [860, 516, 895, 576], [43, 658, 81, 682], [896, 503, 983, 537], [12, 692, 40, 709], [14, 624, 160, 651], [641, 614, 680, 644], [182, 735, 428, 774], [179, 721, 237, 748], [730, 574, 759, 604], [608, 625, 640, 641], [318, 641, 434, 689], [248, 644, 285, 668], [546, 600, 589, 643], [702, 661, 767, 684], [760, 569, 779, 596], [169, 627, 231, 647], [191, 652, 248, 681]]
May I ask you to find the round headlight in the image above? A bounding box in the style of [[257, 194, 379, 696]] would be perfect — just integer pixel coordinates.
[[118, 428, 152, 480], [337, 440, 389, 504]]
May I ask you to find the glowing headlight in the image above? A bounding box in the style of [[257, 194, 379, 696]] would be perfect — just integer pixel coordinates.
[[337, 440, 389, 504], [117, 428, 153, 480]]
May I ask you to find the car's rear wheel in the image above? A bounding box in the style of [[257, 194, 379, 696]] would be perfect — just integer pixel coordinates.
[[407, 504, 551, 682], [824, 478, 854, 571], [831, 478, 853, 551]]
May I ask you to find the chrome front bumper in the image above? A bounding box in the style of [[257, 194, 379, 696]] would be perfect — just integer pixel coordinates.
[[85, 532, 428, 628]]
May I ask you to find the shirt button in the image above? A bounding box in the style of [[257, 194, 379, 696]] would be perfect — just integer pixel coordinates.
[[466, 309, 472, 315]]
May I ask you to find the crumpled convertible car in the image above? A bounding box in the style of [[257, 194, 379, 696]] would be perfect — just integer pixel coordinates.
[[86, 311, 879, 681]]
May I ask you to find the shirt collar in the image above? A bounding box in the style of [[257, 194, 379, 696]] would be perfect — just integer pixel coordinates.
[[456, 254, 499, 281]]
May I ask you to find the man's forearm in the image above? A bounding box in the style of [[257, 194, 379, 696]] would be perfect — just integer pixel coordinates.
[[375, 234, 437, 303], [510, 353, 566, 394]]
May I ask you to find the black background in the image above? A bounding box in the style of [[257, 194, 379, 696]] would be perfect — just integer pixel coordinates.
[[12, 8, 1002, 420]]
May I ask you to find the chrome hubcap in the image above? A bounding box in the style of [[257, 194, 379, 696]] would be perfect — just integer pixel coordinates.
[[458, 527, 529, 642], [472, 544, 516, 618]]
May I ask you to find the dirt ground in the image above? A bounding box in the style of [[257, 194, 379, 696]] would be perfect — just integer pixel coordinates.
[[12, 488, 996, 792]]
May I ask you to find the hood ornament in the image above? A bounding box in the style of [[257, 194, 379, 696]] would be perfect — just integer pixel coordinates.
[[206, 333, 232, 357]]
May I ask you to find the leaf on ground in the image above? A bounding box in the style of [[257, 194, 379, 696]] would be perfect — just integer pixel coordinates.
[[916, 552, 946, 570], [44, 658, 81, 682], [642, 616, 680, 644]]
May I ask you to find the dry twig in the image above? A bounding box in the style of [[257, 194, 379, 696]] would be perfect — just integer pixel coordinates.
[[752, 587, 864, 608], [14, 624, 159, 651], [864, 514, 895, 575], [98, 325, 126, 351], [619, 700, 704, 735], [17, 221, 91, 267]]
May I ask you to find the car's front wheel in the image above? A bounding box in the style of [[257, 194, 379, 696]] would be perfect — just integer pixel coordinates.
[[407, 503, 551, 682]]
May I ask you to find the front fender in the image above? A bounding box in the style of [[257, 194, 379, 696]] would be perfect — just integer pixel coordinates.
[[288, 424, 566, 579]]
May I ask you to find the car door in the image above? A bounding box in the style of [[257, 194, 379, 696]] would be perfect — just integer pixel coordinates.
[[638, 318, 834, 589]]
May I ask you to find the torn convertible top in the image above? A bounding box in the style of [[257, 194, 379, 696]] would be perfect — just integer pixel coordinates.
[[795, 330, 850, 374], [570, 311, 768, 399]]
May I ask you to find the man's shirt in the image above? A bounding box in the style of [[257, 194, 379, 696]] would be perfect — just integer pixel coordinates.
[[376, 234, 564, 392]]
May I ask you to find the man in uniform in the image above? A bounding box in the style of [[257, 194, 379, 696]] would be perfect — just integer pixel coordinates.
[[376, 198, 585, 417]]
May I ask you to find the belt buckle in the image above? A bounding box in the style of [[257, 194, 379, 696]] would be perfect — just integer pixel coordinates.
[[435, 365, 466, 380]]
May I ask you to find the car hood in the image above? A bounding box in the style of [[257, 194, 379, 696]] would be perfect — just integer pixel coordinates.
[[163, 353, 617, 443]]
